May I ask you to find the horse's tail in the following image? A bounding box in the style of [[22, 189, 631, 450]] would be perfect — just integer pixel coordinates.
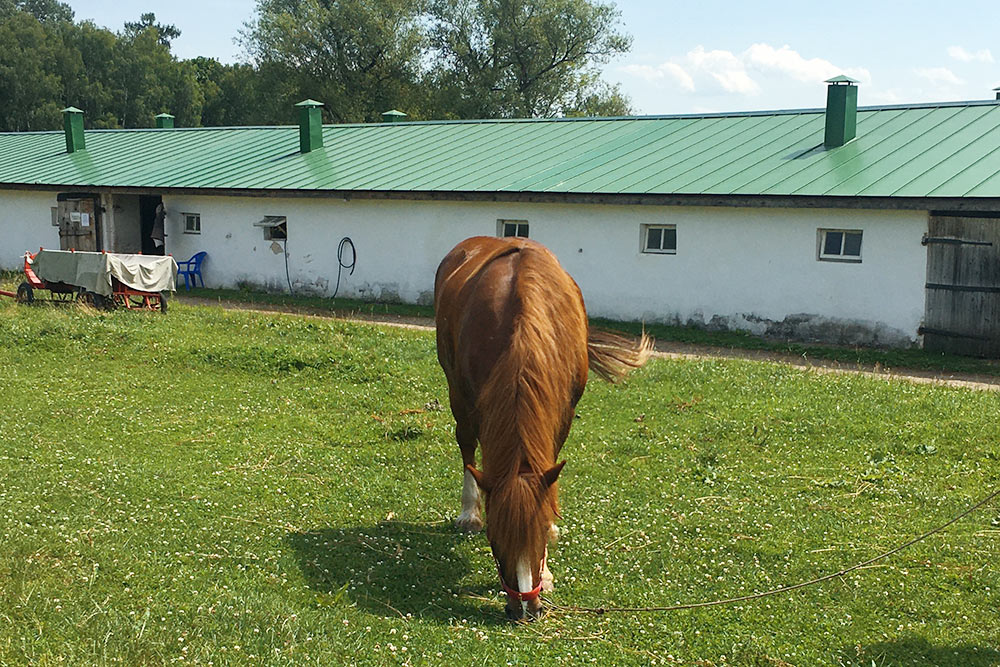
[[587, 328, 654, 383]]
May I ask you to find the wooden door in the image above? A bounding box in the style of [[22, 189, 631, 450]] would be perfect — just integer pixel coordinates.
[[56, 194, 100, 252], [922, 215, 1000, 357]]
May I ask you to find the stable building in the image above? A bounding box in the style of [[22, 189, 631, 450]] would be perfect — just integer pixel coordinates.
[[3, 79, 1000, 355]]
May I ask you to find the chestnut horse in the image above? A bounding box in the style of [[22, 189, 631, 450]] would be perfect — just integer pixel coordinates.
[[435, 236, 651, 620]]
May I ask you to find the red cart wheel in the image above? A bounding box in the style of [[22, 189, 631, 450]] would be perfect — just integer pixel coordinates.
[[15, 282, 33, 304]]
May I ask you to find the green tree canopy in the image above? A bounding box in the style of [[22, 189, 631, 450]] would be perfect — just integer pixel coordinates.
[[429, 0, 631, 117], [240, 0, 428, 123], [0, 0, 634, 133]]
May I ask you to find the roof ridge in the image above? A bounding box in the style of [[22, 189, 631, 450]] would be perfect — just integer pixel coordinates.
[[2, 100, 997, 136]]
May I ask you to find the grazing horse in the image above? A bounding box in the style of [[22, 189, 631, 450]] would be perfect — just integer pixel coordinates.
[[434, 236, 651, 620]]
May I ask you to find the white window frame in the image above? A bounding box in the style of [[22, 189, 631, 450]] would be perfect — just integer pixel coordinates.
[[641, 224, 677, 254], [818, 228, 863, 262], [498, 219, 529, 238], [183, 213, 201, 235]]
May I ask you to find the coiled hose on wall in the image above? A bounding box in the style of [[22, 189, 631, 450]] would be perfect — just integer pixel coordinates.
[[332, 237, 356, 298]]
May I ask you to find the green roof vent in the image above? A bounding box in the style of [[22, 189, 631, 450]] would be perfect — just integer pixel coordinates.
[[295, 99, 324, 153], [155, 113, 175, 129], [381, 109, 407, 123], [824, 75, 859, 148], [62, 106, 85, 153]]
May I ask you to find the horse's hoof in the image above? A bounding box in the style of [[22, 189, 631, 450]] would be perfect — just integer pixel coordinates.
[[454, 514, 483, 532]]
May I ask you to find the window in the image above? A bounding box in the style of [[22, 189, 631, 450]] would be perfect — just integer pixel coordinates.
[[642, 224, 676, 254], [183, 213, 201, 234], [818, 229, 862, 262], [498, 219, 529, 238], [254, 215, 287, 241]]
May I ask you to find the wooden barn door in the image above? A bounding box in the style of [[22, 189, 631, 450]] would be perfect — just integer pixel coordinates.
[[56, 193, 101, 252], [922, 214, 1000, 356]]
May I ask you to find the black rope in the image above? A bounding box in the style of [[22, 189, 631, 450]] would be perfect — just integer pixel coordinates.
[[332, 237, 356, 299], [546, 486, 1000, 615]]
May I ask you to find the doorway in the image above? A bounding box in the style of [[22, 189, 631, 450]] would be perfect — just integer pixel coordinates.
[[922, 213, 1000, 356], [56, 193, 101, 251], [139, 195, 165, 255]]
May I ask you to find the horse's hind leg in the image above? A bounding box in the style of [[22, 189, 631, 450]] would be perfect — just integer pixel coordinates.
[[454, 420, 483, 532]]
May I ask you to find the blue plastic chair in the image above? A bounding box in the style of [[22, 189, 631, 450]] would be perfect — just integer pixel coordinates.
[[176, 251, 207, 290]]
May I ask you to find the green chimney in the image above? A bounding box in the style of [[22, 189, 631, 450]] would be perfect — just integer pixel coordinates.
[[155, 113, 175, 129], [824, 75, 859, 148], [381, 109, 407, 123], [296, 99, 324, 153], [62, 106, 85, 153]]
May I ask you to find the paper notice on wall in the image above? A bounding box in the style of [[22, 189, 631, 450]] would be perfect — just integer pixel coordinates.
[[80, 213, 90, 227], [70, 211, 81, 223]]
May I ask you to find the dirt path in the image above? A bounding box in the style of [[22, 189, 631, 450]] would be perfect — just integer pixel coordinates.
[[175, 295, 1000, 392]]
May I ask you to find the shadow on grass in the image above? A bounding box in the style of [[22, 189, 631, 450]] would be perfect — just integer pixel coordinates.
[[841, 636, 1000, 666], [285, 521, 510, 625]]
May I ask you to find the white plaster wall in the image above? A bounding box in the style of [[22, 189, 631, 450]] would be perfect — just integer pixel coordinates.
[[551, 205, 928, 346], [0, 190, 60, 269], [159, 195, 928, 344]]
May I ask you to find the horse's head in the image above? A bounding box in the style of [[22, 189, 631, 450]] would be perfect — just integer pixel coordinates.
[[467, 461, 565, 621]]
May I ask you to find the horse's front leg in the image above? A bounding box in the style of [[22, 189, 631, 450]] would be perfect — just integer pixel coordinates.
[[541, 524, 559, 591], [455, 422, 482, 532]]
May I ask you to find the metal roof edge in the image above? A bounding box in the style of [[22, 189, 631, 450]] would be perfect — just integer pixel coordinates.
[[4, 182, 1000, 211]]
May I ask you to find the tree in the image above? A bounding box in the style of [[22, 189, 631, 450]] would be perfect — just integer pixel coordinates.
[[112, 25, 203, 127], [562, 74, 631, 117], [0, 11, 63, 130], [240, 0, 428, 123], [429, 0, 631, 118], [123, 12, 180, 47], [0, 0, 73, 23]]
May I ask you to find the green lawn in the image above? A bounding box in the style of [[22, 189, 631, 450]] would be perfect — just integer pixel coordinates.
[[0, 294, 997, 665], [176, 283, 1000, 378]]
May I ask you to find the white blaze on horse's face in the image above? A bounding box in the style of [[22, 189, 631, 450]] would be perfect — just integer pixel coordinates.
[[516, 558, 533, 618]]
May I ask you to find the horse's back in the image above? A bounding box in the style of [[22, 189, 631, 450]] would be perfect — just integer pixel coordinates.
[[434, 236, 589, 406]]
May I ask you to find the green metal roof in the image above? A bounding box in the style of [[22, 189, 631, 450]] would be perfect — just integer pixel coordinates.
[[3, 100, 1000, 199]]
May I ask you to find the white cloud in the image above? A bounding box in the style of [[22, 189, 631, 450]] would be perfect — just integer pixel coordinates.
[[915, 67, 965, 87], [620, 62, 695, 91], [618, 43, 866, 101], [743, 43, 871, 86], [947, 46, 994, 63], [686, 46, 760, 94]]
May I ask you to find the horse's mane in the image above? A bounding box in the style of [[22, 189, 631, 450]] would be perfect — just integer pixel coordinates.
[[474, 244, 583, 561]]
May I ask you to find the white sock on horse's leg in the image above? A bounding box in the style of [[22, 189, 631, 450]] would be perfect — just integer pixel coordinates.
[[455, 468, 482, 531], [541, 545, 554, 591]]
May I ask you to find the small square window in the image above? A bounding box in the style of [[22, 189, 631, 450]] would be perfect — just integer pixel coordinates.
[[183, 213, 201, 234], [498, 219, 529, 238], [642, 224, 676, 254], [818, 229, 862, 262], [254, 215, 287, 241]]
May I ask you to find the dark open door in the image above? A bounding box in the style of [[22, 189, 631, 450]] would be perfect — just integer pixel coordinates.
[[56, 193, 101, 251], [140, 195, 165, 255], [922, 214, 1000, 357]]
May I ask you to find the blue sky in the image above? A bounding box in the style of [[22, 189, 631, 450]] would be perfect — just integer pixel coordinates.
[[67, 0, 1000, 115]]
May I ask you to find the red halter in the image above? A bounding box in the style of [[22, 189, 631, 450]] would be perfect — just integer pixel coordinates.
[[494, 552, 546, 602]]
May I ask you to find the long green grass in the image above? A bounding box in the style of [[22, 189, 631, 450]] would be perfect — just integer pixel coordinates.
[[0, 294, 997, 665], [173, 282, 1000, 378]]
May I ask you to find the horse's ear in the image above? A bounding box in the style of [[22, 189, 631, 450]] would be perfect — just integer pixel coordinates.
[[540, 460, 566, 489], [466, 464, 489, 491]]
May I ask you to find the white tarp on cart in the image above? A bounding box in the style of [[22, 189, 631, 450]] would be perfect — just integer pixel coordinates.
[[32, 250, 177, 296]]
